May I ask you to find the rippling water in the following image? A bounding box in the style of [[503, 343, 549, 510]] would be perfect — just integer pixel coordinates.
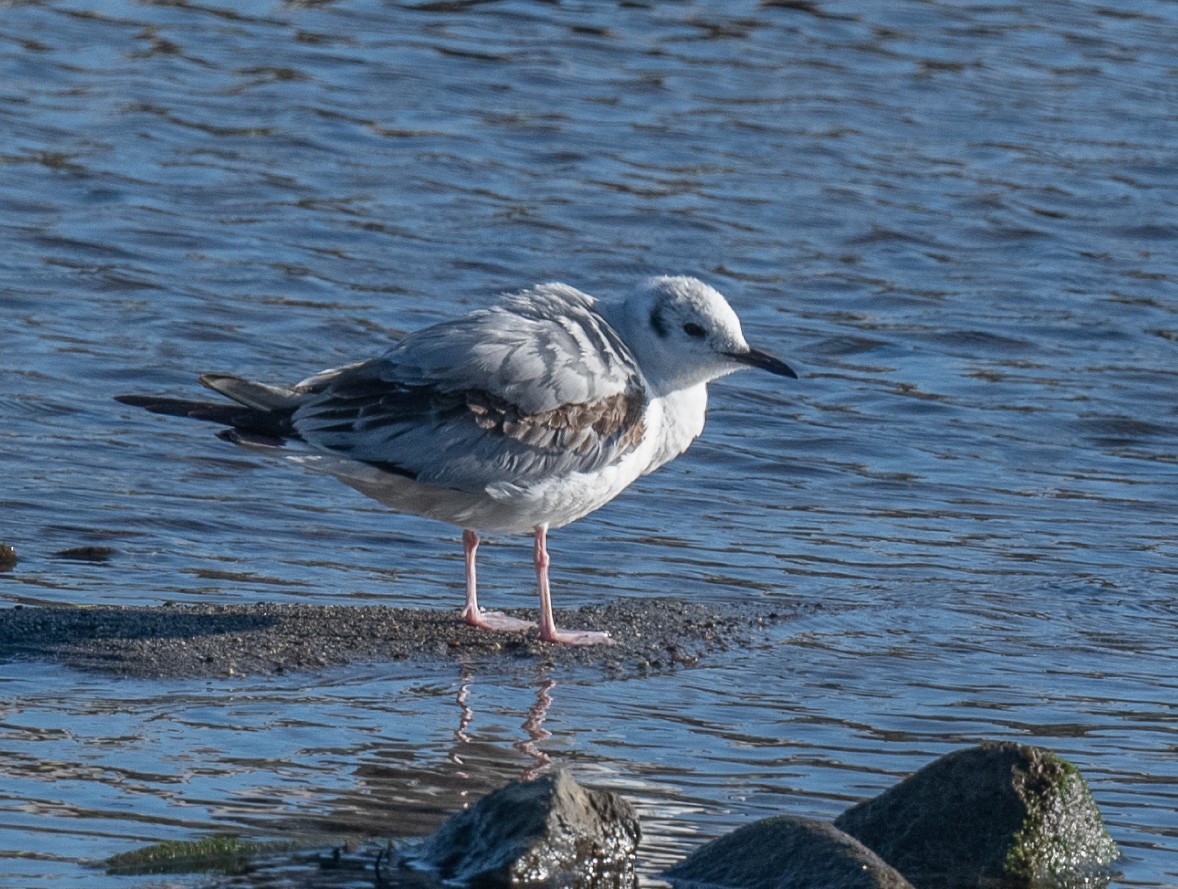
[[2, 1, 1176, 886]]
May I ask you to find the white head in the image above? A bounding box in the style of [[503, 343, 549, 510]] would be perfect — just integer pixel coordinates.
[[610, 276, 796, 394]]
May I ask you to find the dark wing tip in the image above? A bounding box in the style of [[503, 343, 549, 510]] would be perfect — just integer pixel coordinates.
[[117, 393, 298, 440], [115, 394, 212, 416]]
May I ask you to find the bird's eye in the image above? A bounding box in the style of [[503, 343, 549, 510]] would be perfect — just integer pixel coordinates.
[[682, 322, 707, 339]]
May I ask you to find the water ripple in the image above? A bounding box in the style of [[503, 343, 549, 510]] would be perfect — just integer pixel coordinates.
[[1, 0, 1176, 886]]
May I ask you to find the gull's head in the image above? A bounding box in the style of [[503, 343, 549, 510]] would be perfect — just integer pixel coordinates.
[[615, 276, 796, 393]]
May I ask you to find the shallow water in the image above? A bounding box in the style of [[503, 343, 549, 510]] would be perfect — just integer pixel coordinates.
[[1, 0, 1176, 885]]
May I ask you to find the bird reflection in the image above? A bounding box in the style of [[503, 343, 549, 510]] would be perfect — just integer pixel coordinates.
[[516, 678, 554, 779], [449, 668, 555, 782], [453, 673, 474, 750], [302, 668, 568, 842]]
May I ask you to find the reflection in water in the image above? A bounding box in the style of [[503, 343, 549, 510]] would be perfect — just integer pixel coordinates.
[[453, 671, 474, 750], [452, 670, 555, 782], [517, 678, 556, 780]]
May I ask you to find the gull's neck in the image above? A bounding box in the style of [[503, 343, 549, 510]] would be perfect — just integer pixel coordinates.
[[599, 296, 692, 397]]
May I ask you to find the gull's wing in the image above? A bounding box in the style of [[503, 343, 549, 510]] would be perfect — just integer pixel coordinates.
[[292, 284, 647, 489]]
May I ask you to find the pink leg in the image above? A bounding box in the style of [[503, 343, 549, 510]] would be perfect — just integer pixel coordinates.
[[460, 529, 535, 633], [460, 529, 481, 622], [534, 524, 613, 646]]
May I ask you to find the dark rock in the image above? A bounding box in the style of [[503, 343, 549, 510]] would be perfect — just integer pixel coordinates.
[[664, 815, 914, 889], [834, 742, 1118, 889], [403, 770, 639, 888], [52, 545, 118, 562], [0, 543, 16, 571]]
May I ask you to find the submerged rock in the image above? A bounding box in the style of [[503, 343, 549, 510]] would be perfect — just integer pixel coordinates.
[[104, 834, 297, 876], [834, 742, 1119, 889], [52, 545, 118, 562], [664, 815, 915, 889], [403, 770, 639, 888]]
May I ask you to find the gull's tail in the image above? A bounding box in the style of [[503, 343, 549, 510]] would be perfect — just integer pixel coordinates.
[[116, 373, 301, 447]]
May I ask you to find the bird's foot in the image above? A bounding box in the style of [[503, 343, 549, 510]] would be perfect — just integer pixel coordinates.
[[463, 608, 537, 633], [541, 627, 615, 646]]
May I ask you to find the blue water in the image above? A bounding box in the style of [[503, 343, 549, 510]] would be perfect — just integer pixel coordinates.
[[1, 1, 1176, 885]]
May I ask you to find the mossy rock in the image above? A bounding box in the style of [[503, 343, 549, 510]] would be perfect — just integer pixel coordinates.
[[105, 834, 296, 876], [834, 743, 1118, 889]]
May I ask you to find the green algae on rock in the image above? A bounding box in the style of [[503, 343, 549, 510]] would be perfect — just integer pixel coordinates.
[[835, 742, 1118, 889], [104, 834, 297, 876]]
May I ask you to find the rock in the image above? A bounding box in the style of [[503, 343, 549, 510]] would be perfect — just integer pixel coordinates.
[[403, 770, 639, 888], [104, 834, 298, 876], [664, 815, 914, 889], [52, 545, 117, 562], [834, 742, 1119, 889]]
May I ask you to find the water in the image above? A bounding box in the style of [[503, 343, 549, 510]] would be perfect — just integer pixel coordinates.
[[2, 0, 1176, 884]]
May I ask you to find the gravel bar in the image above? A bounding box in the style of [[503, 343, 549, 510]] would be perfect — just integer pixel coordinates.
[[0, 598, 797, 678]]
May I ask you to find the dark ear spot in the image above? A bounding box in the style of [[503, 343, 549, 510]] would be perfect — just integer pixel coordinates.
[[649, 308, 669, 338]]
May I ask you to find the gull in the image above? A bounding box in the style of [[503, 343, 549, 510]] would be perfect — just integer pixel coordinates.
[[117, 276, 796, 645]]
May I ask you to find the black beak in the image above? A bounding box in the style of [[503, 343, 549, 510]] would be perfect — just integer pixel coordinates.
[[728, 347, 798, 379]]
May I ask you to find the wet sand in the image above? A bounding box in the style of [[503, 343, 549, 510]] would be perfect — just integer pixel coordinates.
[[0, 598, 797, 678]]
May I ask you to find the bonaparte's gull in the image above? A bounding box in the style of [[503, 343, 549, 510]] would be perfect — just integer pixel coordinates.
[[117, 276, 796, 645]]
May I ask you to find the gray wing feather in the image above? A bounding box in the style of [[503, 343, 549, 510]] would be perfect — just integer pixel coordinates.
[[292, 285, 647, 489]]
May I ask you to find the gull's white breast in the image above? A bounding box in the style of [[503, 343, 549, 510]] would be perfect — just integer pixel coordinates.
[[287, 382, 708, 534]]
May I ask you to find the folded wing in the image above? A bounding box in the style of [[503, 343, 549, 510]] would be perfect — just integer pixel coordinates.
[[293, 284, 648, 490]]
